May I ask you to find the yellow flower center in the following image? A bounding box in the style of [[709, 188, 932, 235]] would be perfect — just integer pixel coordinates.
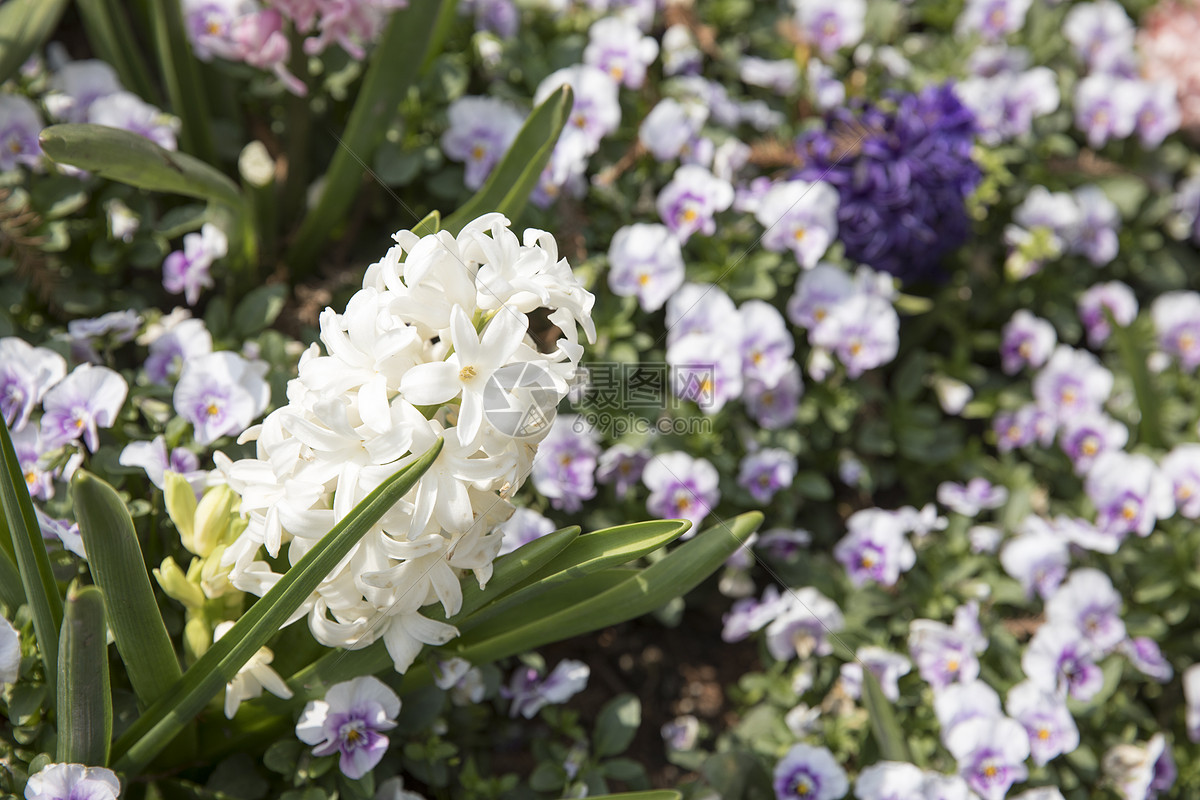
[[983, 764, 998, 778], [1017, 341, 1032, 359], [681, 207, 699, 224], [1121, 501, 1138, 521], [206, 403, 220, 417], [459, 365, 478, 381], [793, 227, 807, 242], [849, 340, 863, 356], [638, 273, 651, 286], [610, 65, 624, 81], [471, 145, 485, 161], [1038, 728, 1050, 740], [1080, 437, 1099, 457]]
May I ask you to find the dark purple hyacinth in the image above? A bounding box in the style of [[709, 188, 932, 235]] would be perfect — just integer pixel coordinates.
[[795, 82, 981, 282]]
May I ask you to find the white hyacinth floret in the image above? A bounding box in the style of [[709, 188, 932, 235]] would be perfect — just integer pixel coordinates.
[[216, 214, 595, 673]]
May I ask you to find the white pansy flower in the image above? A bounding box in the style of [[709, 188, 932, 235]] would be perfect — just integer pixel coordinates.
[[218, 215, 594, 673], [0, 615, 20, 686]]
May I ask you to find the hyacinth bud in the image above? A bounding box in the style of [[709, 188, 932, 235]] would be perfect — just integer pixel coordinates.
[[193, 484, 238, 557], [164, 470, 199, 550], [185, 617, 213, 661], [154, 557, 205, 610]]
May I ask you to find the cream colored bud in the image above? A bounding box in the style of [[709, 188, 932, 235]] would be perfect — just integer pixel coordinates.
[[164, 471, 198, 551], [194, 484, 238, 557], [154, 557, 205, 610]]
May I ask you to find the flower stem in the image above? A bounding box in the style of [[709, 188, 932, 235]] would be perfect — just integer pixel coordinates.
[[1110, 312, 1163, 449]]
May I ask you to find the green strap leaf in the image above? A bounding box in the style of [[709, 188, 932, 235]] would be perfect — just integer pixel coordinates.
[[71, 470, 183, 709], [587, 793, 681, 800], [0, 551, 25, 612], [146, 0, 215, 161], [410, 209, 441, 238], [0, 0, 69, 84], [442, 85, 574, 236], [286, 0, 453, 278], [407, 512, 764, 687], [0, 422, 63, 690], [110, 439, 444, 774], [456, 519, 690, 633], [861, 669, 914, 764], [75, 0, 158, 102], [57, 582, 112, 766], [39, 124, 242, 209]]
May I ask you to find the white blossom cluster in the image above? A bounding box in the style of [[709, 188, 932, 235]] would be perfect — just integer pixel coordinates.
[[216, 214, 594, 672]]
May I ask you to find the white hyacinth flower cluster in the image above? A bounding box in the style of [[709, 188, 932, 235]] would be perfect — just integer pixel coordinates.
[[216, 214, 595, 673]]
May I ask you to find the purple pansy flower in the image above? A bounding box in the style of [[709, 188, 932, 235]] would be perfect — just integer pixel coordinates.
[[839, 646, 911, 702], [0, 95, 43, 171], [1086, 451, 1173, 540], [163, 223, 228, 306], [534, 65, 620, 155], [643, 451, 720, 530], [773, 743, 849, 800], [946, 715, 1030, 800], [1023, 622, 1104, 701], [834, 509, 916, 588], [37, 508, 86, 558], [765, 587, 843, 661], [502, 658, 589, 718], [145, 317, 214, 385], [0, 337, 67, 432], [530, 414, 600, 513], [12, 426, 54, 501], [1033, 345, 1113, 422], [787, 263, 855, 331], [667, 333, 743, 414], [756, 528, 811, 560], [666, 282, 739, 344], [1134, 80, 1181, 148], [1000, 310, 1056, 374], [119, 435, 204, 492], [45, 59, 122, 122], [607, 223, 685, 312], [956, 0, 1032, 41], [583, 15, 658, 89], [172, 351, 270, 446], [793, 0, 865, 56], [937, 478, 1008, 516], [656, 165, 734, 243], [909, 615, 984, 689], [1064, 0, 1136, 74], [1151, 291, 1200, 369], [461, 0, 519, 37], [65, 309, 142, 364], [1078, 281, 1137, 347], [1058, 411, 1128, 474], [956, 66, 1059, 145], [1071, 185, 1121, 265], [40, 364, 128, 453], [722, 584, 785, 642], [638, 97, 707, 162], [441, 96, 525, 190], [736, 448, 796, 503], [496, 507, 556, 556], [744, 361, 803, 429], [24, 763, 121, 800], [935, 681, 1002, 745], [1006, 681, 1080, 766], [809, 293, 900, 378], [1120, 637, 1174, 683], [596, 444, 650, 496], [754, 179, 839, 268], [295, 676, 400, 779], [89, 90, 180, 150], [738, 301, 794, 388], [999, 530, 1069, 600], [660, 24, 702, 76], [1161, 444, 1200, 518], [1046, 567, 1127, 652], [1074, 74, 1142, 149]]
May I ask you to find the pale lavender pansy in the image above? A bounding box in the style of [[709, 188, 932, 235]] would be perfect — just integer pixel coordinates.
[[0, 95, 44, 171], [744, 362, 803, 430], [39, 364, 128, 453], [937, 478, 1008, 516], [1000, 310, 1056, 374], [65, 309, 142, 364], [0, 337, 67, 432], [88, 90, 180, 150], [999, 530, 1069, 600], [934, 680, 1002, 739], [736, 448, 796, 504], [656, 164, 734, 243], [441, 96, 525, 191], [1151, 291, 1200, 369], [908, 614, 983, 689], [754, 179, 839, 268], [145, 317, 214, 385], [643, 451, 720, 529], [595, 444, 649, 496], [1032, 345, 1113, 422], [1023, 622, 1104, 701], [1058, 411, 1128, 474], [496, 507, 556, 556], [163, 223, 228, 306], [945, 715, 1030, 800], [787, 263, 855, 331], [1074, 74, 1142, 149], [1063, 0, 1136, 74], [839, 646, 911, 702], [172, 350, 271, 446], [45, 59, 122, 122], [606, 223, 685, 312], [1120, 637, 1174, 683], [956, 0, 1032, 41], [1085, 451, 1174, 540], [808, 293, 900, 379], [0, 615, 18, 686], [530, 414, 599, 513], [1046, 567, 1127, 652], [1006, 680, 1080, 766], [119, 435, 205, 492], [502, 658, 590, 718], [1078, 281, 1137, 347], [534, 65, 620, 155], [772, 743, 849, 800], [296, 675, 400, 779], [834, 508, 916, 588], [1071, 185, 1121, 265], [1161, 444, 1200, 518], [24, 763, 121, 800], [583, 15, 658, 89], [738, 300, 794, 388], [792, 0, 865, 56], [764, 586, 843, 661], [722, 584, 786, 643]]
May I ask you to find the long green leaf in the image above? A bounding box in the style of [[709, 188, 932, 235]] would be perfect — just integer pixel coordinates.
[[456, 519, 690, 633], [0, 0, 70, 84], [72, 470, 183, 709], [146, 0, 215, 161], [0, 551, 24, 612], [75, 0, 158, 102], [862, 669, 914, 764], [404, 512, 763, 689], [442, 85, 573, 236], [588, 794, 681, 800], [110, 439, 444, 774], [39, 125, 242, 209], [287, 0, 453, 278], [0, 423, 62, 691], [57, 582, 112, 766]]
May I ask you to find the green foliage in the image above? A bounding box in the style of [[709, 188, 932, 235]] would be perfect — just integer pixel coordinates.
[[56, 582, 112, 766], [0, 0, 68, 84]]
